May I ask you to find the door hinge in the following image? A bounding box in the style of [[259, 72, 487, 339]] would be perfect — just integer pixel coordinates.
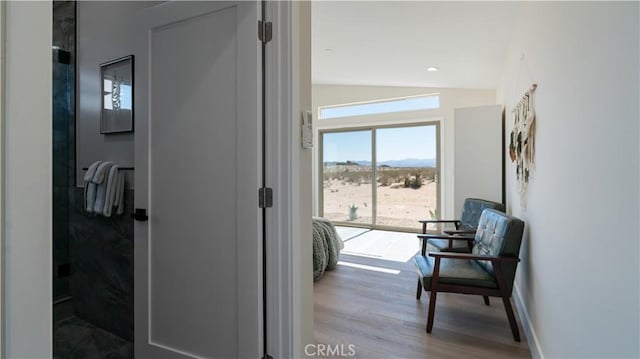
[[258, 187, 273, 208], [258, 20, 272, 44]]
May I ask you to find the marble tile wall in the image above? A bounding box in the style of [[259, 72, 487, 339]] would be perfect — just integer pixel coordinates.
[[69, 188, 135, 342]]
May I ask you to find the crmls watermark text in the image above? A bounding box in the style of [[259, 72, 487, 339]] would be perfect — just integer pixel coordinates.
[[305, 344, 356, 357]]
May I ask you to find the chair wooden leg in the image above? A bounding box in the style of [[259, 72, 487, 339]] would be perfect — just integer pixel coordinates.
[[416, 280, 423, 300], [494, 261, 521, 342], [483, 296, 490, 306], [502, 296, 521, 342], [426, 257, 441, 333], [426, 289, 438, 333]]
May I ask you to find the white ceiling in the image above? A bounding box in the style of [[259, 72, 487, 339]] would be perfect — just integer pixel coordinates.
[[312, 1, 518, 89]]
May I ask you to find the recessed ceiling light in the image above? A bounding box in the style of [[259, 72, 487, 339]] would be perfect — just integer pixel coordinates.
[[427, 66, 439, 72]]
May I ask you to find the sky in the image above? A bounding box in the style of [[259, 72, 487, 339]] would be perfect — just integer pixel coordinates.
[[323, 125, 436, 162]]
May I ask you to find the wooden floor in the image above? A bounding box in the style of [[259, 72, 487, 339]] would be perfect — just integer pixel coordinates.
[[314, 253, 531, 358]]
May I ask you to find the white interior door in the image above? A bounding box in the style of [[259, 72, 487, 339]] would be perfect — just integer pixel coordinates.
[[453, 105, 503, 215], [135, 2, 262, 358]]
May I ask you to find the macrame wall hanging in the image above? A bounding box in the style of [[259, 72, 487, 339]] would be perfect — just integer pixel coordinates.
[[509, 83, 537, 207]]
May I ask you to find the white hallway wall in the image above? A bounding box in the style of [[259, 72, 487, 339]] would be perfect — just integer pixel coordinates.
[[3, 1, 52, 358], [312, 85, 496, 219], [497, 2, 639, 357]]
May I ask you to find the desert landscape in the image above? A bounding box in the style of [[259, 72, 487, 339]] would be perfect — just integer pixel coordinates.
[[322, 163, 438, 230]]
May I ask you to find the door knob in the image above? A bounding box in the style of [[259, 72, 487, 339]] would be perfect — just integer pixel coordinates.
[[131, 208, 149, 221]]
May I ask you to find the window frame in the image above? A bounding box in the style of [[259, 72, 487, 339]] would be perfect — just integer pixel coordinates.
[[318, 93, 440, 120], [318, 121, 441, 233]]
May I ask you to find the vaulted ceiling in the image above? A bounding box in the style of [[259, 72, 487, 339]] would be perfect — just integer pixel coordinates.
[[312, 1, 518, 89]]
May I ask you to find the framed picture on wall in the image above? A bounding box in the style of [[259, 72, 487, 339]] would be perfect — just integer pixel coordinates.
[[100, 55, 134, 134]]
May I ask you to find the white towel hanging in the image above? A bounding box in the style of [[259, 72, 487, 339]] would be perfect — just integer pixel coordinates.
[[83, 161, 125, 217], [83, 161, 102, 213]]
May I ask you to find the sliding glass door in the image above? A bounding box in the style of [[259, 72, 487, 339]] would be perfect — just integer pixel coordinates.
[[320, 122, 439, 232], [375, 126, 438, 230], [321, 131, 373, 225]]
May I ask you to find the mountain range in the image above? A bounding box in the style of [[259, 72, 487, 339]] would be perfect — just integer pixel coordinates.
[[324, 158, 436, 168]]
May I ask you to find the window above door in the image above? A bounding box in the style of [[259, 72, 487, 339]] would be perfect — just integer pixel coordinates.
[[318, 94, 440, 120]]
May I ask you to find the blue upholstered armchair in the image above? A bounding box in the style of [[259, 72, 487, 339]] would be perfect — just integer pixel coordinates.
[[413, 209, 525, 341], [417, 198, 505, 254]]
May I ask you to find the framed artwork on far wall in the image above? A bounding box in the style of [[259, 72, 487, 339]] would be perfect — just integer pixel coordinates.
[[100, 55, 134, 134]]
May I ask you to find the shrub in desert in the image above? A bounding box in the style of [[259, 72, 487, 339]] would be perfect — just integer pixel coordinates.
[[422, 167, 437, 182], [403, 173, 423, 189], [378, 173, 393, 186], [347, 204, 359, 221], [341, 171, 370, 185]]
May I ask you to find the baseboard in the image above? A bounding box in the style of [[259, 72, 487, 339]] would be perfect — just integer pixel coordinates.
[[513, 285, 544, 359]]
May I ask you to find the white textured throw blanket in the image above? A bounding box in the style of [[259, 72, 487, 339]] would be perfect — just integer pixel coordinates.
[[83, 160, 125, 217], [312, 217, 343, 281]]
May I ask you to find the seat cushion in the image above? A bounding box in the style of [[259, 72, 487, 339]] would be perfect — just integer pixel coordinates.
[[425, 238, 470, 253], [413, 254, 497, 291]]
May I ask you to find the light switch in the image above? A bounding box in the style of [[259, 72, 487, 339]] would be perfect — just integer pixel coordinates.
[[302, 110, 313, 149]]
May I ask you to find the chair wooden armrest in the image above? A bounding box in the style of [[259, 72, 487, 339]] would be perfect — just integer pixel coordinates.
[[443, 228, 476, 235], [417, 234, 475, 255], [428, 251, 520, 263], [417, 233, 474, 240], [418, 219, 462, 234], [417, 219, 461, 224]]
